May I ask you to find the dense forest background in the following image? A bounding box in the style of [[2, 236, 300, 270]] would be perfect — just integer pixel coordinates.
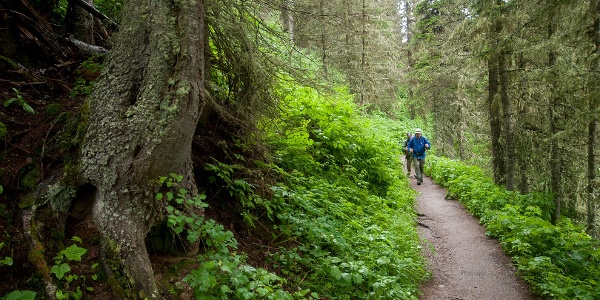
[[286, 0, 600, 234], [0, 0, 598, 299]]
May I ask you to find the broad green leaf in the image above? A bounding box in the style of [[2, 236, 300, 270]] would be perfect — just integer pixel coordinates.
[[1, 290, 37, 300], [0, 256, 13, 266], [22, 103, 35, 114], [51, 263, 71, 280], [62, 244, 87, 261]]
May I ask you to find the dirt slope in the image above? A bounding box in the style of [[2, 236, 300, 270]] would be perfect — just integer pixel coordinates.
[[413, 176, 536, 300]]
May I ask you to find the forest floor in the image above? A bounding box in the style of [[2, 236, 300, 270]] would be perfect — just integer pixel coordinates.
[[412, 174, 537, 300]]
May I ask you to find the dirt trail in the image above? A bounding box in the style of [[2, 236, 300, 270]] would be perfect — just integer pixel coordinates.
[[413, 176, 536, 300]]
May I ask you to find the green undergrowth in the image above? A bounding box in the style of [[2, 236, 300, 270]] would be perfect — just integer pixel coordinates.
[[427, 156, 600, 300], [152, 78, 428, 299], [154, 79, 428, 299], [256, 80, 427, 299], [156, 175, 298, 299]]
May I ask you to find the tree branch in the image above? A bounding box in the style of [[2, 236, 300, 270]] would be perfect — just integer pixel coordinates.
[[70, 0, 118, 27], [66, 36, 109, 55]]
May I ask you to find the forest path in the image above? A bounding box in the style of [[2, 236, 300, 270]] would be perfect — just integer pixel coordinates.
[[412, 176, 536, 300]]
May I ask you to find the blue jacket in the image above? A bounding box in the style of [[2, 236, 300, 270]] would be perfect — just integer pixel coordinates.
[[408, 135, 430, 160]]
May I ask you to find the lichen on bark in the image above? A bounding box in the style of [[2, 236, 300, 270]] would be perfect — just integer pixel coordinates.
[[80, 0, 206, 297]]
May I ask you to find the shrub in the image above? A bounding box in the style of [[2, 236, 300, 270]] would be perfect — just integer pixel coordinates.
[[427, 155, 600, 299]]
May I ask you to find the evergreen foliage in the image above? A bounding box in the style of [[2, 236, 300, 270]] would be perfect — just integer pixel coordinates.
[[290, 0, 404, 112], [408, 0, 600, 234]]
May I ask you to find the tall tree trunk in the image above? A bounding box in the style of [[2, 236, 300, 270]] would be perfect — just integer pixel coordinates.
[[548, 11, 562, 223], [587, 91, 597, 233], [587, 0, 599, 233], [500, 51, 514, 190], [516, 52, 529, 193], [280, 0, 294, 42], [487, 0, 505, 186], [405, 0, 417, 119], [360, 0, 367, 105], [81, 0, 205, 297], [488, 51, 505, 185], [320, 0, 328, 77]]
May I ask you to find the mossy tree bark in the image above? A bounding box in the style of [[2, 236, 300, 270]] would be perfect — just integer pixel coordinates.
[[586, 0, 599, 233], [547, 9, 563, 223], [80, 0, 205, 298], [488, 47, 504, 186]]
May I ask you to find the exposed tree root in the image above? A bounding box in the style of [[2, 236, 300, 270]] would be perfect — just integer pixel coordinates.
[[22, 205, 57, 300]]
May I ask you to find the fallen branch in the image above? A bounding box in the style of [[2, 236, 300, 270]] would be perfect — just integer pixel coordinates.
[[71, 0, 118, 27], [66, 37, 109, 55]]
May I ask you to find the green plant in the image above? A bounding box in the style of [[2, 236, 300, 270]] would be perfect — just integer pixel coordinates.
[[70, 56, 104, 98], [70, 78, 94, 98], [0, 244, 36, 300], [0, 290, 36, 300], [256, 80, 427, 299], [427, 155, 600, 299], [50, 236, 93, 299], [205, 160, 283, 220], [0, 242, 13, 266], [0, 55, 19, 69], [52, 0, 68, 23], [4, 88, 34, 114], [156, 174, 297, 299]]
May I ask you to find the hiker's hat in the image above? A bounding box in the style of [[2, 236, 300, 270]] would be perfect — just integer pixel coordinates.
[[415, 128, 422, 134]]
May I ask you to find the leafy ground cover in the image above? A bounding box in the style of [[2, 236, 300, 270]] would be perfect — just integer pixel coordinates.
[[250, 81, 428, 299], [0, 51, 429, 298], [426, 156, 600, 300]]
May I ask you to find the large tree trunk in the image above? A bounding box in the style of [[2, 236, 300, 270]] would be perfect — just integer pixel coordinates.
[[81, 0, 205, 297], [500, 51, 515, 190], [487, 0, 505, 186], [280, 0, 294, 41], [405, 0, 417, 119], [548, 11, 562, 224], [488, 50, 505, 186], [587, 0, 599, 234]]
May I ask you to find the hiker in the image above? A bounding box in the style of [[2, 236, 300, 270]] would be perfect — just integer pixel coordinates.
[[407, 128, 430, 185], [401, 132, 413, 177]]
